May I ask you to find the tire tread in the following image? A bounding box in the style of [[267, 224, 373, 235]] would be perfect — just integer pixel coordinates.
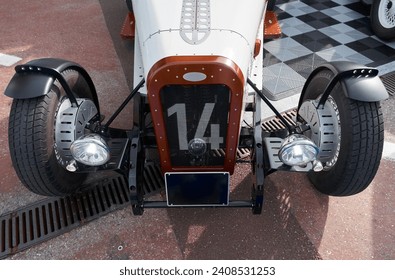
[[8, 70, 90, 196]]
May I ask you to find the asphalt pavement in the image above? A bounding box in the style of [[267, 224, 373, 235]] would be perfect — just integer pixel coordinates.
[[0, 0, 394, 260]]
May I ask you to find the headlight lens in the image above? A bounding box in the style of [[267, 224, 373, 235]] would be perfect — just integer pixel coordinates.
[[279, 134, 319, 166], [70, 134, 110, 166]]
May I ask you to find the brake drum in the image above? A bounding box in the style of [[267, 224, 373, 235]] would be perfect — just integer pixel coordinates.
[[298, 97, 341, 167], [54, 98, 98, 167]]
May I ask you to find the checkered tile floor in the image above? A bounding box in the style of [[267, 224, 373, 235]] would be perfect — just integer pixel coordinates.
[[263, 0, 395, 100]]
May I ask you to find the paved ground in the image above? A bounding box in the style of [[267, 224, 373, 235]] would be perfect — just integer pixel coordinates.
[[0, 0, 394, 260]]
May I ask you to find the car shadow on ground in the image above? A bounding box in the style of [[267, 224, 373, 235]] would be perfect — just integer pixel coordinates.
[[166, 164, 329, 259]]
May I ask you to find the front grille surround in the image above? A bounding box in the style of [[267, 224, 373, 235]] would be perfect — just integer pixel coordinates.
[[146, 55, 245, 174]]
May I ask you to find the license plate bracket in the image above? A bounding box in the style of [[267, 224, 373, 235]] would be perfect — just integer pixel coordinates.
[[165, 172, 230, 207]]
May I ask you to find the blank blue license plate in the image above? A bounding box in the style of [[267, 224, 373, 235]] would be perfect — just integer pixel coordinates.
[[165, 172, 230, 206]]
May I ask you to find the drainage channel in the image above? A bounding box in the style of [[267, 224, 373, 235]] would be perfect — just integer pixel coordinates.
[[381, 71, 395, 96], [0, 163, 164, 260]]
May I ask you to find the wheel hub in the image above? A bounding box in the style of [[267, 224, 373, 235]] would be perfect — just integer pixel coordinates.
[[380, 0, 395, 28], [298, 97, 341, 169], [54, 98, 98, 167]]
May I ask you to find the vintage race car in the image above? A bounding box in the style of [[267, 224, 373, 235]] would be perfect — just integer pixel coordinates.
[[4, 0, 389, 215]]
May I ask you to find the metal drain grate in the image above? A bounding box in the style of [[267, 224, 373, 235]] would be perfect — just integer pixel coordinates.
[[0, 175, 128, 259], [0, 163, 164, 260], [381, 72, 395, 96], [237, 148, 251, 159], [143, 162, 165, 195], [262, 110, 297, 133]]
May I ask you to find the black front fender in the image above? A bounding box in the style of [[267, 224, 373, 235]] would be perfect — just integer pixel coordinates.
[[299, 61, 389, 108], [4, 58, 100, 111]]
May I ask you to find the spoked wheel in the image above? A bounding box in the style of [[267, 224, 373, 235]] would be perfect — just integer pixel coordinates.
[[371, 0, 395, 40], [8, 70, 99, 196], [298, 69, 384, 196]]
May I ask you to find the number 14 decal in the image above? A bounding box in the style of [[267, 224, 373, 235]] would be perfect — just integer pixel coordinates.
[[167, 103, 223, 150]]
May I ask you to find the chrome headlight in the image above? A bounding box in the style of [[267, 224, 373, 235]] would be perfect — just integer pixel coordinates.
[[279, 134, 319, 166], [70, 134, 110, 166]]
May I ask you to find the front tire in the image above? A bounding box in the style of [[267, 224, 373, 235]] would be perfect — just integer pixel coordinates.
[[371, 0, 395, 40], [299, 70, 384, 196], [8, 70, 97, 196]]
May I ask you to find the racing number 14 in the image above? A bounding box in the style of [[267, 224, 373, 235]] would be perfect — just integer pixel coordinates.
[[167, 103, 223, 150]]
